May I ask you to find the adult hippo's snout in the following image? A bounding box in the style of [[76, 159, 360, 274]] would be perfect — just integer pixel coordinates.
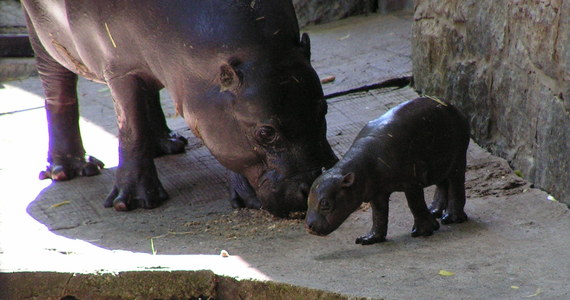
[[256, 167, 331, 217]]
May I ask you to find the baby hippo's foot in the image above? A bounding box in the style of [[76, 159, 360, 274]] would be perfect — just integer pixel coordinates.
[[441, 211, 468, 225], [428, 205, 443, 219], [411, 215, 440, 237], [155, 132, 188, 157], [355, 232, 386, 245], [39, 155, 104, 181]]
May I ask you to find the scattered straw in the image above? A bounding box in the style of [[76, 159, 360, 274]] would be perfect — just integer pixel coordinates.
[[425, 95, 448, 106], [104, 23, 117, 48]]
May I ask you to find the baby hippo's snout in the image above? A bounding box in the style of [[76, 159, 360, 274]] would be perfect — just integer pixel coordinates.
[[304, 211, 331, 236]]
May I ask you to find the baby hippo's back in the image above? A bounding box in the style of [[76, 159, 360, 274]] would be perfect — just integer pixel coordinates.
[[351, 96, 470, 187]]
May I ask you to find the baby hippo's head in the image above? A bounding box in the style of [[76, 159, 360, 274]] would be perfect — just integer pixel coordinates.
[[305, 170, 362, 236]]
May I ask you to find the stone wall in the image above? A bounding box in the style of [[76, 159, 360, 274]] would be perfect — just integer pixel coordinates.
[[0, 0, 26, 34], [294, 0, 376, 27], [293, 0, 413, 27], [412, 0, 570, 204]]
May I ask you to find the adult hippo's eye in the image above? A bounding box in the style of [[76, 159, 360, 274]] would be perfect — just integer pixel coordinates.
[[255, 126, 277, 144]]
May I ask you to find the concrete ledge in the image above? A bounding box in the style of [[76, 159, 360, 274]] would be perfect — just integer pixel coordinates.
[[0, 271, 365, 300], [0, 58, 37, 81]]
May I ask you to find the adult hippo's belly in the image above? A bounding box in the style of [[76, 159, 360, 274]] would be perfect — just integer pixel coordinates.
[[22, 0, 338, 217]]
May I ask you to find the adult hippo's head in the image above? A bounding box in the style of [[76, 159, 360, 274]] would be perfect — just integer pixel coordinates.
[[181, 34, 337, 217]]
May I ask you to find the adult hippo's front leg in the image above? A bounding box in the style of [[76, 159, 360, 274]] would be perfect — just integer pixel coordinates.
[[103, 75, 168, 211], [229, 172, 262, 210], [144, 89, 188, 157]]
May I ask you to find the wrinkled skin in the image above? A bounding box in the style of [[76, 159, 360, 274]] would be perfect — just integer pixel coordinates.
[[306, 97, 470, 245], [22, 0, 337, 215]]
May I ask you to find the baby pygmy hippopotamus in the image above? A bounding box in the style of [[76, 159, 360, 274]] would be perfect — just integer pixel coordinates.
[[305, 96, 470, 245]]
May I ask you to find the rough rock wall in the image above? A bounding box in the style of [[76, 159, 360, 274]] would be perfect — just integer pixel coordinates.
[[293, 0, 376, 27], [293, 0, 413, 27], [412, 0, 570, 204]]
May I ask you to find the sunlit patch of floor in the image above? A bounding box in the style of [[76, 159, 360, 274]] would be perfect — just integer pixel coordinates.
[[0, 81, 269, 281]]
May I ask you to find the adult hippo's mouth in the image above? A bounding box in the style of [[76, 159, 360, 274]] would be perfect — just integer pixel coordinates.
[[255, 167, 326, 217]]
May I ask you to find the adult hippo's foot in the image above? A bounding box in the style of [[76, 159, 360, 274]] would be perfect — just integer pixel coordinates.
[[39, 155, 104, 181], [104, 176, 169, 211], [228, 172, 262, 209], [155, 131, 188, 157]]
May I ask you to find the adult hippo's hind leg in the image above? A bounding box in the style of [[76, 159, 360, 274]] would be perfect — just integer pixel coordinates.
[[39, 77, 105, 181], [27, 15, 103, 181], [104, 75, 168, 211], [145, 90, 188, 157]]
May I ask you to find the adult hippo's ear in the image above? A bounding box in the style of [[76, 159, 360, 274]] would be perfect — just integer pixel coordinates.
[[220, 63, 242, 93], [300, 33, 311, 60]]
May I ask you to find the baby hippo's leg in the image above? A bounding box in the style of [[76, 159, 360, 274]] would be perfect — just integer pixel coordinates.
[[356, 193, 390, 245], [404, 187, 440, 237], [441, 168, 468, 224], [429, 181, 449, 218]]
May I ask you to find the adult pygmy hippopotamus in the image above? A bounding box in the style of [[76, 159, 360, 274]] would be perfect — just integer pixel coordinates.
[[22, 0, 337, 216], [305, 97, 470, 244]]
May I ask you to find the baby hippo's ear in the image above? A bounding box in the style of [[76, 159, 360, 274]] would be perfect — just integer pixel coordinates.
[[341, 172, 355, 188], [300, 33, 311, 60]]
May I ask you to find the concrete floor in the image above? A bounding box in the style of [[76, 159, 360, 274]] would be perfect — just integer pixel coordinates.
[[1, 13, 570, 300]]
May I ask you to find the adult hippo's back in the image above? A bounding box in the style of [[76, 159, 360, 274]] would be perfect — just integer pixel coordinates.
[[22, 0, 338, 216]]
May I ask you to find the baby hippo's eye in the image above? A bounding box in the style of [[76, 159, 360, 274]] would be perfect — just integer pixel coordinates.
[[319, 198, 331, 212]]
